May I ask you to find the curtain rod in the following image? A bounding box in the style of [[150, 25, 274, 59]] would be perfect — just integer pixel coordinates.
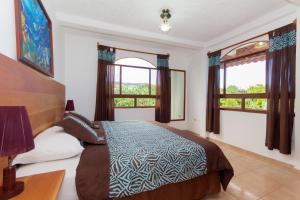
[[219, 32, 268, 51], [209, 19, 297, 54], [97, 42, 169, 56]]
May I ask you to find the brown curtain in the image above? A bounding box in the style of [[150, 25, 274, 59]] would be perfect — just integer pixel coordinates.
[[155, 54, 171, 123], [206, 51, 221, 134], [265, 23, 296, 154], [94, 45, 116, 121]]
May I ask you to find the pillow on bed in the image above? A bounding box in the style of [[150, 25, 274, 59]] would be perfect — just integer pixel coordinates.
[[56, 116, 106, 145], [38, 126, 64, 136], [13, 132, 83, 165]]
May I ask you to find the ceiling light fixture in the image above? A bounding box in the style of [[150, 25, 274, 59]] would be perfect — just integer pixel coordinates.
[[160, 9, 171, 32]]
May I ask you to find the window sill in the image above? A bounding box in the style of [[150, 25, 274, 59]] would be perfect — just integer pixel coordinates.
[[114, 106, 155, 109], [171, 119, 185, 121], [220, 108, 267, 114]]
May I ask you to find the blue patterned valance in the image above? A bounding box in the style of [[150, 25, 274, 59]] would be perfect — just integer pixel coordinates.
[[157, 55, 169, 68], [208, 55, 221, 67], [269, 30, 296, 52], [98, 46, 116, 62]]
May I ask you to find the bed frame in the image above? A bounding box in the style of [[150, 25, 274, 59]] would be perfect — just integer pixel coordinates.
[[0, 53, 65, 185]]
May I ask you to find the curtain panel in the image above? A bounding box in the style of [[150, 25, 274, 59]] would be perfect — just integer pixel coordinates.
[[265, 23, 296, 154], [94, 45, 116, 121], [206, 51, 221, 134], [155, 54, 171, 123]]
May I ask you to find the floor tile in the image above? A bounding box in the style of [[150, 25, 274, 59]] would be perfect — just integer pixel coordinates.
[[204, 140, 300, 200]]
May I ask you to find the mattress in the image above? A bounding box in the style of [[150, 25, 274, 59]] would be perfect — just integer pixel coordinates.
[[16, 154, 80, 200]]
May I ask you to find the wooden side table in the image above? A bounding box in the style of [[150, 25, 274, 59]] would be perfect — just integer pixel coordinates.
[[11, 170, 65, 200]]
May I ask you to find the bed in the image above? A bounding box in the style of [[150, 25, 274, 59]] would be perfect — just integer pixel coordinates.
[[0, 53, 233, 200], [15, 120, 233, 200], [77, 121, 233, 200]]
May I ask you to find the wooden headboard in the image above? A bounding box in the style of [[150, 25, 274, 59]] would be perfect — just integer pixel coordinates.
[[0, 53, 65, 184]]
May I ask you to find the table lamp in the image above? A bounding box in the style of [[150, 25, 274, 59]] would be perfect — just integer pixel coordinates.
[[0, 106, 34, 199], [65, 100, 75, 112]]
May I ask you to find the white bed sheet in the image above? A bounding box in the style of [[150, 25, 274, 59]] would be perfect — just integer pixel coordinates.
[[16, 154, 80, 200]]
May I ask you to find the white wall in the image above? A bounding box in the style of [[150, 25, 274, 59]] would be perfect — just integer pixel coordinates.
[[0, 0, 65, 84], [188, 50, 208, 135], [188, 7, 300, 168], [63, 27, 195, 130], [115, 108, 155, 121], [0, 0, 17, 59]]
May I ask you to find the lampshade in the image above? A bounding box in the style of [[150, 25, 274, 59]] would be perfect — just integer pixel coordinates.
[[0, 106, 34, 157], [65, 100, 75, 111]]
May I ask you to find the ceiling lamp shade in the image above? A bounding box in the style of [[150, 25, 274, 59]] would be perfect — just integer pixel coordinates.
[[65, 100, 75, 111], [160, 9, 172, 32], [0, 106, 34, 157], [160, 21, 171, 32]]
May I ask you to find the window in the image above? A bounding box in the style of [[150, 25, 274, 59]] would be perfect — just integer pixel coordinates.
[[113, 58, 187, 120], [171, 70, 186, 120], [220, 41, 268, 113], [113, 58, 157, 108]]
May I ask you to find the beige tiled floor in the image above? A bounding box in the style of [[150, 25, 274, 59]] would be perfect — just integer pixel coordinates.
[[203, 140, 300, 200]]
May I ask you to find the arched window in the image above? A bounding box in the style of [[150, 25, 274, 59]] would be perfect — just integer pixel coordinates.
[[113, 58, 157, 108], [113, 57, 186, 121], [115, 58, 156, 68], [219, 41, 269, 112]]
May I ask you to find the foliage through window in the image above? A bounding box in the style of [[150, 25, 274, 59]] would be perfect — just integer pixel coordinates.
[[220, 41, 268, 112], [113, 58, 156, 108]]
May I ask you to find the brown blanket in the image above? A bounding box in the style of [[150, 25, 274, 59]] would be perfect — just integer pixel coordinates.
[[76, 122, 233, 200]]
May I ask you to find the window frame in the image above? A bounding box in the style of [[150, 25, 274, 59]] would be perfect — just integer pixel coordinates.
[[219, 50, 268, 114], [113, 63, 157, 108], [113, 63, 187, 119]]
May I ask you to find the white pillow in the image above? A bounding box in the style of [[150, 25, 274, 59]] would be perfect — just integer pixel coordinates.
[[13, 132, 84, 165], [39, 126, 64, 136]]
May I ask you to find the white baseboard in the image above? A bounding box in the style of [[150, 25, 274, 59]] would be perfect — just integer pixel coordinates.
[[294, 161, 300, 170]]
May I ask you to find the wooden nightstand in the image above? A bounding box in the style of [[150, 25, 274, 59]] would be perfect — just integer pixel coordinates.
[[11, 170, 65, 200]]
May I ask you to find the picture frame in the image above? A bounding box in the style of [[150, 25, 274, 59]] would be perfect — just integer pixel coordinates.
[[15, 0, 54, 77]]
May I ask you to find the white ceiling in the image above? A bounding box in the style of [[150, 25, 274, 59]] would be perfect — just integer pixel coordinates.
[[287, 0, 300, 5], [44, 0, 293, 47]]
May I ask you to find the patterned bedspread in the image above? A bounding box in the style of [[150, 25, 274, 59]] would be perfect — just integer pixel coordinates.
[[102, 121, 208, 198]]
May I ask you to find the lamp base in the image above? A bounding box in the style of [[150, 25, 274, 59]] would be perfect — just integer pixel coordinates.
[[0, 181, 24, 199], [0, 165, 24, 199]]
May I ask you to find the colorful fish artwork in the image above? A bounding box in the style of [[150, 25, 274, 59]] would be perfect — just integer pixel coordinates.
[[16, 0, 53, 76]]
